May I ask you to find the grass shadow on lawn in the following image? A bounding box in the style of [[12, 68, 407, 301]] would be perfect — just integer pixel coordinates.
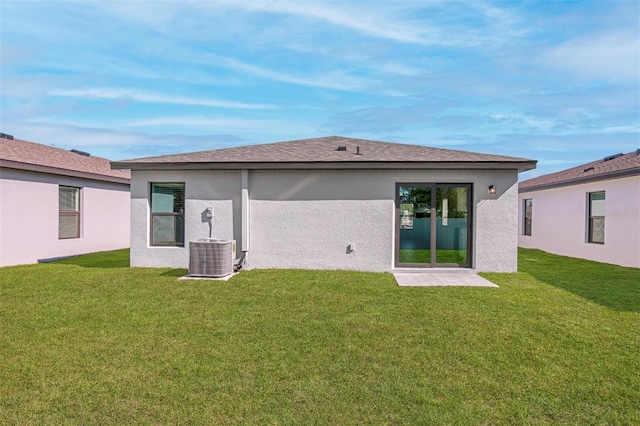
[[53, 249, 130, 268], [160, 268, 189, 277], [54, 250, 187, 277], [519, 248, 640, 312]]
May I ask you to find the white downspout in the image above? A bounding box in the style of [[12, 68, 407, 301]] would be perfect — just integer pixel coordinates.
[[241, 169, 250, 253]]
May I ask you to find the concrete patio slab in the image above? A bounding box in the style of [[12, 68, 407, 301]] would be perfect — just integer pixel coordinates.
[[393, 272, 499, 287], [178, 273, 237, 281]]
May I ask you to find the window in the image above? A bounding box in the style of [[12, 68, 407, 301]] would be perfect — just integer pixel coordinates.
[[588, 191, 605, 244], [523, 198, 532, 236], [151, 183, 185, 246], [59, 186, 80, 239]]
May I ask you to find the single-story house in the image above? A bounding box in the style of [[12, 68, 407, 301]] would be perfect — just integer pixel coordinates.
[[518, 150, 640, 268], [0, 134, 131, 267], [111, 136, 536, 273]]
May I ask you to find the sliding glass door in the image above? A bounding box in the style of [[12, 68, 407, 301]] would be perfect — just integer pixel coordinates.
[[397, 183, 472, 268], [398, 185, 432, 265]]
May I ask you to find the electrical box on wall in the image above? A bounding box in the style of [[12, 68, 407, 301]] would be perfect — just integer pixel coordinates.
[[205, 207, 213, 218]]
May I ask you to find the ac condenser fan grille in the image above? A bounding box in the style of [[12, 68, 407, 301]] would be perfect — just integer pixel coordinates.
[[189, 240, 233, 277]]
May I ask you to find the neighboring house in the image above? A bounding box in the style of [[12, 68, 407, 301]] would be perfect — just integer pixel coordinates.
[[0, 134, 131, 267], [111, 136, 536, 273], [518, 150, 640, 268]]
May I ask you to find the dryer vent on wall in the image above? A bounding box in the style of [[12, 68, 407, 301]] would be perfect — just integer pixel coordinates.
[[189, 239, 234, 277]]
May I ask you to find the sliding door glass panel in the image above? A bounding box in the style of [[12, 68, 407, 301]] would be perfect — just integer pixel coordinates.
[[435, 186, 468, 265], [399, 186, 431, 264]]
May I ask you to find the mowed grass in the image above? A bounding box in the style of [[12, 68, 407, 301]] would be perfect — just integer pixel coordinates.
[[399, 249, 467, 264], [1, 248, 638, 424]]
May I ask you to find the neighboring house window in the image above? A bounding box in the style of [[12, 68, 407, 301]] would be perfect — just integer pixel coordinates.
[[588, 191, 605, 244], [59, 186, 80, 239], [151, 183, 185, 246], [523, 198, 532, 236]]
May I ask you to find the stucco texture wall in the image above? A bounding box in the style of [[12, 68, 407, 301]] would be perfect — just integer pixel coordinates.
[[129, 168, 519, 272], [248, 170, 395, 272], [518, 175, 640, 268], [475, 178, 519, 272], [129, 170, 239, 268], [0, 168, 130, 267]]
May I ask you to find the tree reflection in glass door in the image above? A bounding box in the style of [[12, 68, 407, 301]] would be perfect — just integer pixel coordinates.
[[397, 184, 471, 267], [398, 185, 431, 265], [435, 186, 468, 265]]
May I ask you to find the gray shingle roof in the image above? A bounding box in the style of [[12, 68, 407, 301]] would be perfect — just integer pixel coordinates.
[[519, 150, 640, 192], [112, 136, 536, 171], [1, 137, 130, 184]]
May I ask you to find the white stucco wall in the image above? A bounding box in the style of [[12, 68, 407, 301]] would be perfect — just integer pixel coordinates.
[[0, 168, 130, 267], [248, 170, 395, 272], [129, 168, 519, 272], [475, 178, 519, 272], [518, 175, 640, 268], [129, 170, 239, 268]]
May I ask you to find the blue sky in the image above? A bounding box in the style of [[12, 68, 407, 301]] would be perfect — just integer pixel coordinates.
[[1, 0, 638, 179]]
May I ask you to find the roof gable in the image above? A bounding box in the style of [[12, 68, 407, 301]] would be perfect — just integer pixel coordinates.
[[0, 137, 130, 184], [112, 136, 536, 172], [519, 150, 640, 192]]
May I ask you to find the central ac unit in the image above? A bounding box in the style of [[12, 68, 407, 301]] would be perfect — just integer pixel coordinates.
[[189, 239, 235, 277]]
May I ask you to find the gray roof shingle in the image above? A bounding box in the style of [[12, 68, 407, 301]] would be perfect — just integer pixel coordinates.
[[1, 137, 130, 184], [519, 150, 640, 192], [112, 136, 536, 171]]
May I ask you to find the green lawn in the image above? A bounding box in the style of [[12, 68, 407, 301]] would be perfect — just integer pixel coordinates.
[[399, 249, 467, 264], [1, 248, 638, 424]]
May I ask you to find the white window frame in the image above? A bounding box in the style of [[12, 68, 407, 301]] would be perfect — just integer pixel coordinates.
[[150, 182, 185, 247]]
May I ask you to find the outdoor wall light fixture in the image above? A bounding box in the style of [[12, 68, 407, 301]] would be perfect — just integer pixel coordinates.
[[488, 185, 496, 195]]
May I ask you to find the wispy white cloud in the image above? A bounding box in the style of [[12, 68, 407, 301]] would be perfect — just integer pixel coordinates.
[[227, 0, 527, 48], [488, 113, 556, 131], [6, 121, 247, 160], [127, 116, 281, 128], [594, 125, 640, 134], [125, 115, 316, 134], [209, 55, 369, 91], [230, 1, 429, 44], [378, 63, 424, 77], [49, 88, 275, 110], [540, 30, 640, 82]]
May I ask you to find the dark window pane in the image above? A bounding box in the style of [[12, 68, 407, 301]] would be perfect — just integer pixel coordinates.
[[175, 215, 185, 245], [523, 198, 532, 236], [589, 217, 605, 243], [152, 216, 178, 245]]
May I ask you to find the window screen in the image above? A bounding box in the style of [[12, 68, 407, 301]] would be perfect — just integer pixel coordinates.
[[59, 186, 80, 239], [150, 183, 185, 246]]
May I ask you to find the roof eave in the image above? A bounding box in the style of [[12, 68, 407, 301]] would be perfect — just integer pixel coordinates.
[[111, 160, 537, 172], [519, 167, 640, 193], [1, 159, 131, 185]]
